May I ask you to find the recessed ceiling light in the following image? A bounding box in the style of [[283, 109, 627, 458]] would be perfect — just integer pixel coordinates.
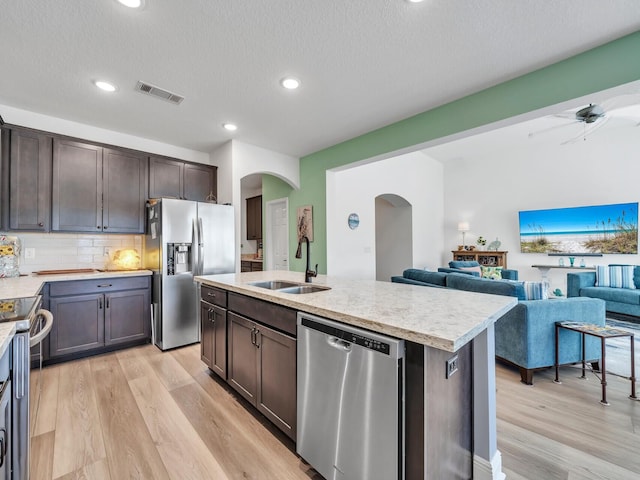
[[222, 123, 238, 132], [93, 80, 118, 92], [117, 0, 145, 8], [280, 77, 301, 90], [406, 0, 425, 3]]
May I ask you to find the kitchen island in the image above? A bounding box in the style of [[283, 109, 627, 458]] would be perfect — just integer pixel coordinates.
[[196, 270, 516, 480]]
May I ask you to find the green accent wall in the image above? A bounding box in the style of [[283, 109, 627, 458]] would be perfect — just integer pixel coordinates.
[[264, 31, 640, 274]]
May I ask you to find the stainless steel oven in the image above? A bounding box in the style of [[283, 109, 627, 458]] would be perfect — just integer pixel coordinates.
[[0, 295, 53, 480]]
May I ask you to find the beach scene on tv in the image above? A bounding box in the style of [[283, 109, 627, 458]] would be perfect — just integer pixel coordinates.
[[519, 202, 638, 254]]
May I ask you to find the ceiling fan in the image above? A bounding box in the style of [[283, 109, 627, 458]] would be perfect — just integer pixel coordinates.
[[528, 94, 640, 144]]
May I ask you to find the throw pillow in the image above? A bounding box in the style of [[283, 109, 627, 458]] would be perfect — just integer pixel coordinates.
[[522, 281, 549, 300], [481, 266, 502, 280], [459, 266, 482, 276], [609, 265, 636, 289], [595, 265, 610, 287]]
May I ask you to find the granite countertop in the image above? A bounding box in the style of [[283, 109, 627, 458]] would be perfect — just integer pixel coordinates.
[[0, 269, 152, 352], [195, 271, 517, 352]]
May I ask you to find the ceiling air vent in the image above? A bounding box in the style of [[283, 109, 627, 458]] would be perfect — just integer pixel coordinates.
[[135, 81, 184, 105]]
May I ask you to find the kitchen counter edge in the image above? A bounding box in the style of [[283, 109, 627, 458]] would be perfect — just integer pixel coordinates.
[[195, 271, 517, 352]]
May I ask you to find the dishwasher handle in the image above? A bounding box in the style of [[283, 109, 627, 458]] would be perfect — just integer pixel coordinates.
[[327, 336, 351, 352]]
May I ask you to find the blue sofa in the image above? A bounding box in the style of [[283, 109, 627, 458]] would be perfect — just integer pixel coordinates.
[[392, 269, 605, 384], [567, 266, 640, 318]]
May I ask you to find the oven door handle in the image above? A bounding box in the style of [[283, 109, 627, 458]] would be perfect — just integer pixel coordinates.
[[29, 309, 54, 348]]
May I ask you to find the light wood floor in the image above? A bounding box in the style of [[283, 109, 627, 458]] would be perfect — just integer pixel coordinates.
[[30, 344, 640, 480]]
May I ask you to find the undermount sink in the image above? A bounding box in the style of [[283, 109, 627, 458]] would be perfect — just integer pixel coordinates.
[[247, 280, 301, 290], [247, 280, 331, 294], [276, 285, 331, 294]]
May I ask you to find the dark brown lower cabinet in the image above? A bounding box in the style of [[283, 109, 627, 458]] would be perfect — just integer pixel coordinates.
[[200, 302, 227, 379], [228, 311, 296, 441], [46, 276, 151, 362]]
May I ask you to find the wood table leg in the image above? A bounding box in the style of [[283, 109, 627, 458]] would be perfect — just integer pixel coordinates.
[[581, 332, 587, 379]]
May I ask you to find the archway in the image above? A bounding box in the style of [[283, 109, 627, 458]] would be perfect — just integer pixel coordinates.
[[375, 194, 412, 282]]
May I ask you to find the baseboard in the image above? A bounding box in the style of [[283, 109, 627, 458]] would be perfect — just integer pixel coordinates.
[[473, 450, 506, 480]]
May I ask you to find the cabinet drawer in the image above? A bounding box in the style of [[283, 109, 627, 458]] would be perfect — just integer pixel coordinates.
[[201, 285, 227, 308], [49, 275, 150, 296], [228, 293, 296, 337]]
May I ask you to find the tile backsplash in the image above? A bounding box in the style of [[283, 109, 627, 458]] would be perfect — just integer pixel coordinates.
[[13, 233, 142, 274]]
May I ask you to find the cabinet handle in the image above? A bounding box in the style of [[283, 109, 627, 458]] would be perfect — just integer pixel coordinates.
[[97, 284, 112, 288], [104, 226, 108, 230], [99, 298, 103, 309], [97, 226, 101, 229], [38, 222, 44, 227], [255, 329, 261, 349], [207, 292, 216, 298], [106, 297, 110, 309], [250, 327, 256, 346]]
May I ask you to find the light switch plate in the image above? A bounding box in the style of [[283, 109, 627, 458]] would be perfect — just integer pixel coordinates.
[[446, 355, 459, 379], [24, 248, 35, 259]]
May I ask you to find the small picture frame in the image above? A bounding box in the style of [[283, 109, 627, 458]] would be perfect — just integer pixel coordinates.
[[297, 205, 313, 241]]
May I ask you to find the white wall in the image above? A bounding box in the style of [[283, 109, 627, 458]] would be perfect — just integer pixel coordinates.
[[375, 196, 413, 281], [0, 104, 210, 163], [211, 140, 299, 270], [327, 150, 444, 279], [441, 125, 640, 292]]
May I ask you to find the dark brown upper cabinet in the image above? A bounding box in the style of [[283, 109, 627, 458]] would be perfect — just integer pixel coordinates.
[[246, 195, 262, 240], [9, 129, 52, 231], [52, 139, 146, 233], [149, 156, 216, 202]]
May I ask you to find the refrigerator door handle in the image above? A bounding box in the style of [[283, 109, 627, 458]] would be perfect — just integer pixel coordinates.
[[198, 217, 204, 275], [192, 218, 199, 277]]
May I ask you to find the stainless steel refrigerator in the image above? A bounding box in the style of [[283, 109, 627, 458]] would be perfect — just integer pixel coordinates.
[[144, 198, 235, 350]]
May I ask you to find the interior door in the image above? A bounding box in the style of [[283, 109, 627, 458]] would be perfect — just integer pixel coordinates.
[[266, 198, 289, 270]]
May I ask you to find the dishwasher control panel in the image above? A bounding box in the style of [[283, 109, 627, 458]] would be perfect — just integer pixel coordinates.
[[301, 317, 390, 355]]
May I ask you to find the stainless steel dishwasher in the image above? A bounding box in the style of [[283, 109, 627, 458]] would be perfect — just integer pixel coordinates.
[[297, 312, 405, 480]]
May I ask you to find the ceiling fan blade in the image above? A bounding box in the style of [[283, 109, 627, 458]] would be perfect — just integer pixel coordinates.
[[561, 115, 610, 145], [528, 119, 579, 139]]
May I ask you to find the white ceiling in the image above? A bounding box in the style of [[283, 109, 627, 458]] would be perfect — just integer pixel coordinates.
[[1, 1, 639, 158]]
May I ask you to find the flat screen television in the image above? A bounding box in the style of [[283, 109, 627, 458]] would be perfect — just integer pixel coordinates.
[[519, 202, 638, 254]]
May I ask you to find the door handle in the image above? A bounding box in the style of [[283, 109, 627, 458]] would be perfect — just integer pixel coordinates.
[[327, 337, 352, 352]]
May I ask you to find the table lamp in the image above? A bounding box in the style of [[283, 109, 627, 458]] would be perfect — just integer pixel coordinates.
[[458, 222, 470, 250]]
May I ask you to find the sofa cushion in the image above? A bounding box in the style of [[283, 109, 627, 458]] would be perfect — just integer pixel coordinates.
[[580, 286, 640, 305], [597, 265, 636, 289], [445, 273, 526, 300], [481, 266, 502, 280], [608, 264, 640, 289], [522, 281, 549, 300], [401, 269, 447, 286], [449, 260, 480, 269], [595, 265, 610, 287], [460, 265, 482, 276]]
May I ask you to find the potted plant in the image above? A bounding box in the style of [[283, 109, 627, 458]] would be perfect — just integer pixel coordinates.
[[477, 236, 487, 250]]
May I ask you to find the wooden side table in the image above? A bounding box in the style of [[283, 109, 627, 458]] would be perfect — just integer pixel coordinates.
[[554, 321, 637, 405]]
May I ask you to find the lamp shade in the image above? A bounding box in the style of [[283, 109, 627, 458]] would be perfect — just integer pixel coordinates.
[[457, 222, 470, 232]]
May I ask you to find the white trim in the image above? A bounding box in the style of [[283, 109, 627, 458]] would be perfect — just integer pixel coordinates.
[[265, 197, 289, 271], [473, 450, 506, 480]]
